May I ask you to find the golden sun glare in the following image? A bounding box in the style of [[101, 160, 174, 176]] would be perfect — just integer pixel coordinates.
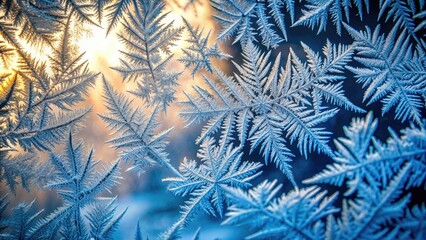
[[78, 23, 122, 72]]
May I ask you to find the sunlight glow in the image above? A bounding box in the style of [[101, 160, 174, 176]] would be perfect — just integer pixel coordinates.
[[78, 23, 122, 72], [74, 1, 224, 132]]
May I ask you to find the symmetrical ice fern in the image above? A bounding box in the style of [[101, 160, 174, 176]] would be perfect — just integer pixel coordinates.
[[305, 112, 426, 194], [308, 113, 425, 239], [62, 0, 100, 27], [223, 180, 338, 239], [164, 138, 262, 235], [0, 150, 50, 193], [0, 134, 124, 239], [0, 17, 97, 152], [212, 0, 295, 47], [0, 196, 43, 239], [378, 0, 425, 44], [28, 133, 122, 239], [345, 24, 426, 125], [180, 40, 361, 186], [294, 0, 369, 35], [87, 198, 128, 240], [327, 163, 412, 239], [100, 77, 175, 175], [104, 0, 136, 34], [0, 16, 96, 191], [180, 17, 231, 77], [113, 0, 182, 109], [0, 0, 62, 45], [223, 113, 426, 239]]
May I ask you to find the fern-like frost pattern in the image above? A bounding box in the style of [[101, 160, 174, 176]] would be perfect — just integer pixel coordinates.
[[0, 0, 425, 239]]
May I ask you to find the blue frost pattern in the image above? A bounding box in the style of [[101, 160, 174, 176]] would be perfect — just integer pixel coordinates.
[[180, 40, 362, 186], [0, 0, 425, 239]]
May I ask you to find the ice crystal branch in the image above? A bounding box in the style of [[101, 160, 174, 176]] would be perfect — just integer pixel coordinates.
[[223, 180, 338, 239], [29, 133, 123, 239], [212, 0, 295, 47], [113, 0, 183, 109], [99, 77, 178, 176], [179, 17, 231, 77], [345, 24, 426, 124], [180, 40, 361, 186], [294, 0, 369, 35], [163, 138, 262, 236], [304, 112, 426, 195]]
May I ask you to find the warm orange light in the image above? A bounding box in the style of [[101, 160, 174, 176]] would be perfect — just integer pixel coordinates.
[[0, 71, 14, 96], [78, 22, 122, 73]]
